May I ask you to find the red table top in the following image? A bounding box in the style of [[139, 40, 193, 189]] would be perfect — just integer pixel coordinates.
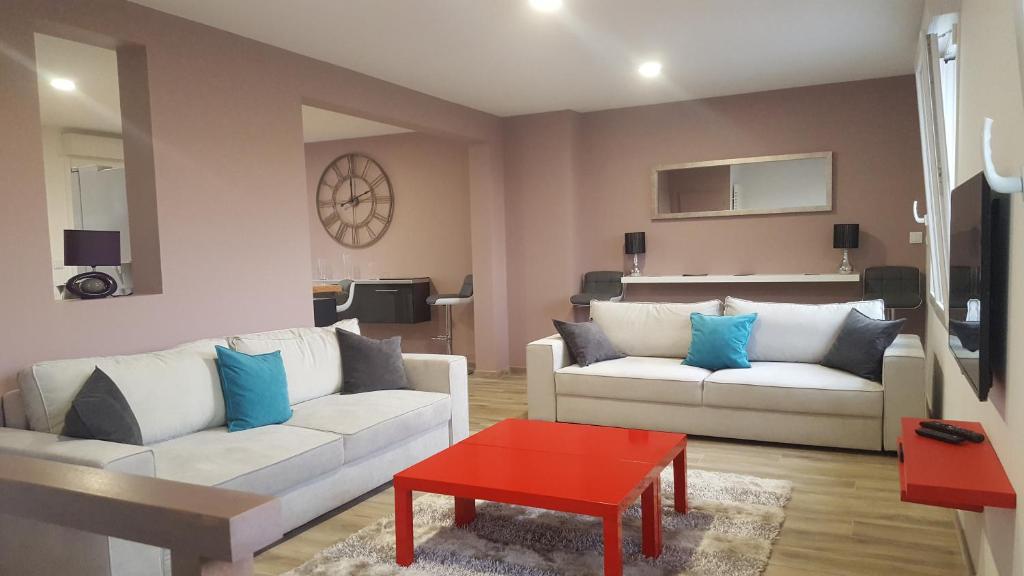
[[464, 419, 686, 466], [899, 418, 1016, 510], [395, 419, 687, 516]]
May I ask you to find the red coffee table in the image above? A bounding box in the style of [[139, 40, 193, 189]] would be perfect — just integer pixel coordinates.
[[394, 419, 687, 576]]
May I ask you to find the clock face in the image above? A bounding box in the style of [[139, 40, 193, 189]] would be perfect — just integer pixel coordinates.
[[316, 153, 394, 248]]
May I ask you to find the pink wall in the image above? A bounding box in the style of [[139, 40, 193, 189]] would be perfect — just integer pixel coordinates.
[[305, 133, 474, 360], [504, 111, 583, 361], [0, 0, 508, 394], [504, 76, 927, 367], [0, 0, 927, 384]]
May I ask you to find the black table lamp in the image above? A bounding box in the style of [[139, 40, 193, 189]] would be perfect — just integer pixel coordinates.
[[833, 224, 859, 275], [64, 229, 121, 299], [625, 231, 646, 277]]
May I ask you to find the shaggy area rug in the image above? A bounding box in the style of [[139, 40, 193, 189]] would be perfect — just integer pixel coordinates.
[[284, 469, 791, 576]]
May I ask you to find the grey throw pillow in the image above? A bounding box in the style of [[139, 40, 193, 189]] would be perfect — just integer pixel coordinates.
[[822, 309, 905, 382], [336, 329, 410, 394], [553, 320, 625, 367], [62, 367, 143, 445]]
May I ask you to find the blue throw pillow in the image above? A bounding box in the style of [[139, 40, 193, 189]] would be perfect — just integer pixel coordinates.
[[215, 345, 292, 432], [684, 313, 758, 371]]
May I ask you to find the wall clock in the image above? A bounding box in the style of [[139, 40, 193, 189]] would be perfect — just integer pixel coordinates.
[[316, 153, 394, 248]]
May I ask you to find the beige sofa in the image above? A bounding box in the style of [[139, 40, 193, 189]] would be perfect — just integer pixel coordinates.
[[528, 298, 926, 451], [0, 320, 469, 576]]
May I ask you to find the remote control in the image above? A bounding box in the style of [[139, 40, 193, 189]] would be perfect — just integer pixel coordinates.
[[920, 421, 985, 443], [915, 427, 965, 444]]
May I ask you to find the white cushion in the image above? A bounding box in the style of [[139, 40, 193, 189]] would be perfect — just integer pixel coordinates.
[[18, 339, 228, 444], [724, 297, 886, 363], [703, 362, 882, 417], [151, 425, 343, 494], [285, 390, 451, 463], [591, 300, 722, 358], [228, 319, 360, 405], [556, 356, 708, 406]]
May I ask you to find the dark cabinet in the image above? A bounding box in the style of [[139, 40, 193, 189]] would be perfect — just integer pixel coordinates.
[[337, 278, 431, 324]]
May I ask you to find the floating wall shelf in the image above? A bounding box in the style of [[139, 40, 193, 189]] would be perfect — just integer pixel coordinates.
[[621, 273, 860, 285], [898, 418, 1016, 512]]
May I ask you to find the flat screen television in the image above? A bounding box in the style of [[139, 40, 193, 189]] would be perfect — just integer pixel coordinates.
[[947, 172, 1010, 401]]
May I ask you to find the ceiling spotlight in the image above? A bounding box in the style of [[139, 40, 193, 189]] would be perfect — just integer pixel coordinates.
[[50, 78, 76, 92], [638, 61, 662, 78], [529, 0, 563, 12]]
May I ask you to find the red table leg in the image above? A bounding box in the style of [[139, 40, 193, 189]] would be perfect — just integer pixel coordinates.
[[603, 511, 623, 576], [673, 450, 688, 514], [395, 482, 414, 566], [642, 476, 662, 558], [454, 497, 476, 527]]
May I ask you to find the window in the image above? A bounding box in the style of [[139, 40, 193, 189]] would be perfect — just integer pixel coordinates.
[[915, 14, 959, 311]]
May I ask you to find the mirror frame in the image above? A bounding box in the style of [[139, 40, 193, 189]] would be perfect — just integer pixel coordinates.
[[650, 151, 833, 220]]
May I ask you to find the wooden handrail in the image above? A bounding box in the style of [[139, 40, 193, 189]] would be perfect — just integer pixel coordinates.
[[0, 453, 282, 576]]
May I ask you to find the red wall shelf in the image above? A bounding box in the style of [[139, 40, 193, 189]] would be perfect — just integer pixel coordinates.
[[898, 418, 1016, 512]]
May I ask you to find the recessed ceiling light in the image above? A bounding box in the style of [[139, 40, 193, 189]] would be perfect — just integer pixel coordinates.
[[529, 0, 563, 12], [638, 61, 662, 78], [50, 78, 76, 92]]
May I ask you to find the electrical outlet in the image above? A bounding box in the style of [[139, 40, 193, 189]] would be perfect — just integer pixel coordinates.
[[909, 231, 924, 244]]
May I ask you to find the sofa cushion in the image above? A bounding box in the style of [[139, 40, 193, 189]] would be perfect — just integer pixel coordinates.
[[62, 367, 143, 446], [19, 338, 228, 444], [684, 313, 757, 371], [552, 320, 624, 367], [822, 310, 905, 382], [336, 329, 410, 394], [214, 346, 292, 432], [591, 300, 722, 358], [703, 362, 883, 417], [284, 390, 450, 463], [555, 356, 709, 406], [228, 319, 360, 405], [723, 297, 886, 363], [151, 424, 343, 495]]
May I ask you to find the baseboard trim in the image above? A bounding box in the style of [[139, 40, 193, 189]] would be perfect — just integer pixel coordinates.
[[472, 367, 524, 378], [472, 369, 506, 378]]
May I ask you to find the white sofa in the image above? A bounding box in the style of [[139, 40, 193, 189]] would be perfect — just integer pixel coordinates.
[[528, 298, 926, 451], [0, 320, 469, 576]]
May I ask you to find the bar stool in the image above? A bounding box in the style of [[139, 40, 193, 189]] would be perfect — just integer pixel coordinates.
[[863, 266, 922, 320], [427, 275, 473, 355], [570, 271, 624, 307]]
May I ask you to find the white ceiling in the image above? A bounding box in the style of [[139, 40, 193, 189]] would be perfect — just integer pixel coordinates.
[[302, 106, 410, 143], [34, 33, 122, 133], [128, 0, 924, 116]]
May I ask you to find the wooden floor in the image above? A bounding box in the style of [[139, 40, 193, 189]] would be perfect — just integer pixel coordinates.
[[254, 374, 968, 576]]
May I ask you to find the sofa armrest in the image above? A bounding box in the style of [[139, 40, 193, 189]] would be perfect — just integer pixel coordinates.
[[882, 334, 927, 451], [527, 334, 571, 421], [0, 428, 155, 476], [402, 354, 469, 444]]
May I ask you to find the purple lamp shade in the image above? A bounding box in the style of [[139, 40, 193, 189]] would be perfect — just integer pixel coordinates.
[[64, 230, 121, 267]]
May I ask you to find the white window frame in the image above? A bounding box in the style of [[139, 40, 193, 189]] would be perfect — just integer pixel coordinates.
[[915, 15, 959, 312]]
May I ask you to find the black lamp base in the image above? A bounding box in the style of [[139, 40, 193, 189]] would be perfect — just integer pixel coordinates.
[[66, 270, 118, 299]]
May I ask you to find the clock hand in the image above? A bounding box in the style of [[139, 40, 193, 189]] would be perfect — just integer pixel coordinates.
[[338, 190, 373, 207]]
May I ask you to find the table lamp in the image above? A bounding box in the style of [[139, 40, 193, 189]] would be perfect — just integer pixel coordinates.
[[833, 224, 859, 275], [625, 232, 646, 277], [64, 229, 121, 299]]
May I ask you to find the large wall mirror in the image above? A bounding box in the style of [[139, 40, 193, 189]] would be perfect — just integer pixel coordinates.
[[652, 152, 833, 220]]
